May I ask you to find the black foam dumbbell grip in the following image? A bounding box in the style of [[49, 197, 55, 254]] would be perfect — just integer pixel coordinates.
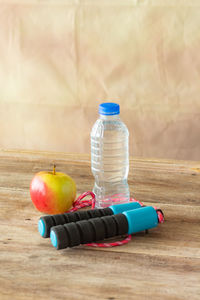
[[51, 213, 129, 250], [40, 207, 113, 238]]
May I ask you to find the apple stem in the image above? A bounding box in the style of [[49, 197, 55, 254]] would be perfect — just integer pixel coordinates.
[[53, 164, 56, 175]]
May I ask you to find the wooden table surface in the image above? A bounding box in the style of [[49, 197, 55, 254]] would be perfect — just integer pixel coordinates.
[[0, 149, 200, 300]]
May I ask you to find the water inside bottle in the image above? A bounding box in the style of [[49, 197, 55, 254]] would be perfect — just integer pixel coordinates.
[[91, 115, 130, 208]]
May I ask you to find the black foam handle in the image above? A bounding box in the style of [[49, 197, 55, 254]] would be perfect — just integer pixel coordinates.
[[51, 213, 129, 250], [40, 207, 113, 238]]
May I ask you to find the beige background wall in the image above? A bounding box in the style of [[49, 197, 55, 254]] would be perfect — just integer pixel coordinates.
[[0, 0, 199, 160]]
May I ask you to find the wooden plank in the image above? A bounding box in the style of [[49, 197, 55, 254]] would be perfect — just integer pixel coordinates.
[[0, 149, 200, 299], [0, 149, 200, 207]]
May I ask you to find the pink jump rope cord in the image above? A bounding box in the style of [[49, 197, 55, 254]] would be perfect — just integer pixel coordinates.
[[67, 191, 164, 248]]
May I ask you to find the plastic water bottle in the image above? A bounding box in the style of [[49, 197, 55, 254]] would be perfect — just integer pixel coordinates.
[[91, 102, 130, 208]]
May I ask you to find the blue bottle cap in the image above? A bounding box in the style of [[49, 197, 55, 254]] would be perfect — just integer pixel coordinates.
[[99, 102, 120, 115]]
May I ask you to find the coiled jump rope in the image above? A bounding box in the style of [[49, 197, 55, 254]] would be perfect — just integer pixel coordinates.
[[38, 191, 164, 250]]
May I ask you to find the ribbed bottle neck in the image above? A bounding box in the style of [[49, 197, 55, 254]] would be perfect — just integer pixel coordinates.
[[99, 114, 120, 120]]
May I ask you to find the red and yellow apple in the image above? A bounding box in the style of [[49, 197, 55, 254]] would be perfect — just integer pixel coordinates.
[[30, 165, 76, 214]]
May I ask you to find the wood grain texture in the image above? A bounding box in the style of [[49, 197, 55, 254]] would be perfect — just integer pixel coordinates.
[[0, 149, 200, 300]]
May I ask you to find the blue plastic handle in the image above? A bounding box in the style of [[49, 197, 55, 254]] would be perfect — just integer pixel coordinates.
[[109, 201, 141, 215], [123, 206, 158, 234]]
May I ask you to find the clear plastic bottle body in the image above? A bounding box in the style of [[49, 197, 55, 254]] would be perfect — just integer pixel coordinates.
[[91, 114, 130, 208]]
